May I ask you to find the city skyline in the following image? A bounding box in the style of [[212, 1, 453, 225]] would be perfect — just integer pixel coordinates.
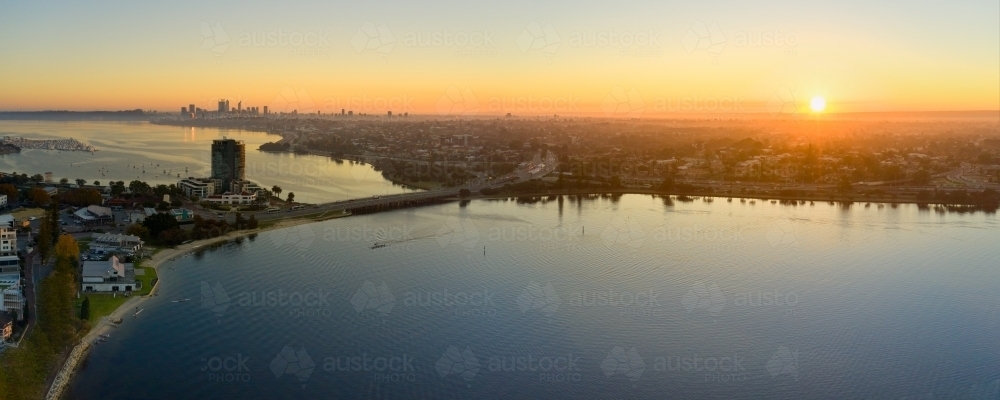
[[1, 0, 998, 115]]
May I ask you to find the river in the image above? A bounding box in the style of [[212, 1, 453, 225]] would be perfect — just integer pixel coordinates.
[[66, 194, 1000, 399], [0, 120, 415, 203]]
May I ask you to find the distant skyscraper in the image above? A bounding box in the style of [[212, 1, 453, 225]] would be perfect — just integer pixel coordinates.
[[341, 109, 345, 116], [218, 100, 226, 114], [211, 138, 245, 190], [264, 106, 268, 114], [348, 111, 353, 116], [189, 104, 195, 115], [181, 106, 187, 114], [387, 111, 392, 118], [238, 101, 242, 113]]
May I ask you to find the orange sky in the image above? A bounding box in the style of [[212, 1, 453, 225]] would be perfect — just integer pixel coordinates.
[[1, 1, 997, 116]]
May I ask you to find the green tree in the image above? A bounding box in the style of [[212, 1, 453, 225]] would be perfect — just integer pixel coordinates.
[[80, 296, 91, 320], [59, 178, 69, 185], [286, 192, 295, 203], [128, 180, 151, 195], [75, 178, 86, 186], [93, 180, 100, 186], [126, 224, 150, 240], [271, 185, 282, 199], [142, 212, 179, 238], [47, 202, 60, 246], [234, 212, 246, 230]]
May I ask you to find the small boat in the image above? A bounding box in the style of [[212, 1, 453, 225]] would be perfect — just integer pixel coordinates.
[[370, 243, 386, 249]]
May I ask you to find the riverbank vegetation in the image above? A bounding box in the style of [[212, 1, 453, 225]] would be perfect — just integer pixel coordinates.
[[0, 235, 80, 400]]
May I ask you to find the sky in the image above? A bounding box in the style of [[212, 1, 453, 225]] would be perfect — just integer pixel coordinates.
[[1, 0, 998, 116]]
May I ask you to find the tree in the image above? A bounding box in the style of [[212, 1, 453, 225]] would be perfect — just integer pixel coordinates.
[[271, 185, 282, 199], [459, 188, 471, 197], [110, 181, 126, 196], [58, 188, 103, 206], [80, 297, 91, 320], [158, 228, 187, 246], [837, 176, 853, 193], [247, 214, 259, 229], [234, 212, 246, 230], [47, 202, 60, 246], [27, 187, 51, 205], [126, 224, 150, 240], [59, 178, 69, 185], [142, 212, 179, 238], [75, 178, 86, 186], [30, 174, 44, 183], [286, 192, 295, 203], [94, 180, 100, 186], [129, 180, 151, 195], [0, 183, 18, 202]]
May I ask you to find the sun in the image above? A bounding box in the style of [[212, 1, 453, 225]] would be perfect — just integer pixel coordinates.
[[810, 97, 826, 112]]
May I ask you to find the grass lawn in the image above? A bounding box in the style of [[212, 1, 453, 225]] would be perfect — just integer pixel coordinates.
[[76, 294, 129, 322], [76, 238, 91, 254]]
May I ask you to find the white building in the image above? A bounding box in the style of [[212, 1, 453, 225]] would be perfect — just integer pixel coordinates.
[[0, 280, 24, 321], [205, 191, 258, 205], [81, 256, 136, 293], [90, 233, 143, 254], [178, 177, 219, 198], [73, 205, 114, 225], [0, 215, 18, 281], [0, 194, 7, 209]]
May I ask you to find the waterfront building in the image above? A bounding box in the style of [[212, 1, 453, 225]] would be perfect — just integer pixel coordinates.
[[205, 191, 257, 205], [90, 233, 144, 254], [82, 256, 136, 293], [178, 177, 219, 198], [73, 205, 114, 226], [211, 138, 246, 191]]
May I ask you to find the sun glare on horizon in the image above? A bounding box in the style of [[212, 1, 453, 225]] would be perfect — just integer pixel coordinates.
[[810, 97, 827, 113]]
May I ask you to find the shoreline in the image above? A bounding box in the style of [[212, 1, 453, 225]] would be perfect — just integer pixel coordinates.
[[45, 215, 337, 400]]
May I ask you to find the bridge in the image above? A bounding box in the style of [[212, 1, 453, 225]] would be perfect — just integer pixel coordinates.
[[241, 154, 558, 222]]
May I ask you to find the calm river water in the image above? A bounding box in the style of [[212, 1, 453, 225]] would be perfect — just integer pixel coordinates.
[[67, 195, 999, 399]]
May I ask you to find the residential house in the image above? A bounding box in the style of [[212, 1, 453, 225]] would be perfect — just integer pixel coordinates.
[[81, 256, 136, 293]]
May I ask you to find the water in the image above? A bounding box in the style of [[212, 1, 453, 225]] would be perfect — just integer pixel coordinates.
[[67, 196, 1000, 399], [0, 120, 415, 203]]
